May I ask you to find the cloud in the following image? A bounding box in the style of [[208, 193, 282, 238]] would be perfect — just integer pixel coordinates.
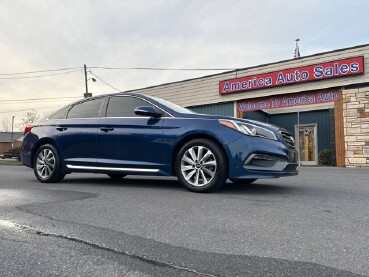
[[0, 0, 369, 127]]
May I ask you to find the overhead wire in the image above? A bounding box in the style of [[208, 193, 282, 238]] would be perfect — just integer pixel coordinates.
[[0, 96, 82, 104], [0, 105, 66, 114], [88, 71, 121, 92], [0, 65, 235, 78], [0, 67, 82, 76], [0, 69, 82, 80], [0, 64, 232, 113], [90, 66, 236, 71], [0, 64, 235, 124]]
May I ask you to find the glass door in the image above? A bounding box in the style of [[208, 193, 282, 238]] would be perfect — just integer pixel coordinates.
[[295, 124, 318, 166]]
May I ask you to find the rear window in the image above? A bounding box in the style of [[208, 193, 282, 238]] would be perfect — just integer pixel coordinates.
[[67, 98, 104, 119], [48, 106, 71, 119]]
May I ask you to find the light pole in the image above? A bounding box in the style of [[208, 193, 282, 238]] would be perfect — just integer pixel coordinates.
[[11, 116, 15, 149]]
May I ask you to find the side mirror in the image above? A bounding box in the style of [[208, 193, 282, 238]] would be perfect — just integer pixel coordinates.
[[134, 106, 163, 118]]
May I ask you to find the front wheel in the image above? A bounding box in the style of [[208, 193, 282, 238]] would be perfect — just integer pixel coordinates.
[[175, 139, 227, 193], [34, 144, 65, 183]]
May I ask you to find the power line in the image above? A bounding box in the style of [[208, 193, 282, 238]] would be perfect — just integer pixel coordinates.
[[0, 96, 82, 103], [0, 99, 79, 105], [0, 66, 235, 77], [0, 65, 236, 80], [90, 66, 236, 71], [89, 71, 121, 92], [0, 105, 65, 114], [0, 67, 82, 76], [0, 69, 81, 80]]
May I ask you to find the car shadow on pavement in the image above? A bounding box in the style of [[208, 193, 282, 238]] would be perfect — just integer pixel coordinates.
[[59, 175, 298, 195], [222, 182, 298, 195], [61, 175, 184, 191]]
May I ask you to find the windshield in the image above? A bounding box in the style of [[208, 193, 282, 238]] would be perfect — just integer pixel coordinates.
[[150, 96, 195, 114]]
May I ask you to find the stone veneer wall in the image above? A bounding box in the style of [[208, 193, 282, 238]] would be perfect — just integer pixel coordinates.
[[342, 87, 369, 167]]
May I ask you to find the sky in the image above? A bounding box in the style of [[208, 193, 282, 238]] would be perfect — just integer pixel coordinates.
[[1, 0, 369, 131]]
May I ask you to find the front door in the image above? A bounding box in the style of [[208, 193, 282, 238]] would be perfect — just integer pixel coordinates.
[[295, 124, 318, 166], [96, 95, 165, 173]]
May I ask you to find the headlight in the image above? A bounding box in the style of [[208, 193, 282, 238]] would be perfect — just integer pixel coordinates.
[[219, 119, 277, 140]]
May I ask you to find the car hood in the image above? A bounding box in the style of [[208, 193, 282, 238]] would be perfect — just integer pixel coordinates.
[[175, 113, 284, 133]]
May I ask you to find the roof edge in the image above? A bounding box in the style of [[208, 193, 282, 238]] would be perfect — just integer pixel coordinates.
[[123, 43, 369, 93]]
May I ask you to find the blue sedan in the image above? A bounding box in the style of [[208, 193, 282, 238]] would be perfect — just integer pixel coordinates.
[[21, 93, 298, 192]]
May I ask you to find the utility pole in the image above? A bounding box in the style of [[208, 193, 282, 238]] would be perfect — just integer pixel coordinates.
[[11, 116, 15, 149], [84, 64, 92, 98]]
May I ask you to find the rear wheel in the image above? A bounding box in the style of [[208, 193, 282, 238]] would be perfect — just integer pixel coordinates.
[[34, 144, 65, 183], [230, 178, 257, 184], [107, 174, 126, 179], [175, 139, 227, 193]]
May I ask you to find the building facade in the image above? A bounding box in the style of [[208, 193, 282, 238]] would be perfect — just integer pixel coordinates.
[[0, 132, 23, 155], [132, 44, 369, 167]]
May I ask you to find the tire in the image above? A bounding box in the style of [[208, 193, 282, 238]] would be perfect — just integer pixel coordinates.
[[33, 144, 65, 183], [230, 178, 257, 184], [175, 139, 227, 193], [107, 174, 126, 179]]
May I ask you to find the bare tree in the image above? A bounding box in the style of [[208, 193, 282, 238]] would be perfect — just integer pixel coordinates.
[[16, 111, 40, 131]]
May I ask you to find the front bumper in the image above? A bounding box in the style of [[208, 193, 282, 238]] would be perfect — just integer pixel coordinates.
[[226, 135, 298, 179], [243, 153, 298, 175]]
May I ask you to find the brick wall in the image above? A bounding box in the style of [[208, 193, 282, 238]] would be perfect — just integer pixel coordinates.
[[342, 87, 369, 167], [0, 141, 22, 155]]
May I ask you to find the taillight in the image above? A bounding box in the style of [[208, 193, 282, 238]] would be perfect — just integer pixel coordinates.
[[24, 125, 33, 134]]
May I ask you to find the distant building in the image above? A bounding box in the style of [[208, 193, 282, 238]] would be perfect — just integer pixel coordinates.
[[0, 132, 23, 154]]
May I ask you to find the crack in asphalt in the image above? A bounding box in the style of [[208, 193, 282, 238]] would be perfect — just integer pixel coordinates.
[[6, 188, 368, 277], [8, 213, 367, 277], [7, 189, 216, 275], [8, 222, 218, 277]]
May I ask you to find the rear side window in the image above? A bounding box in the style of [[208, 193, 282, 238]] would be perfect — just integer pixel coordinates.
[[106, 96, 152, 117], [67, 98, 104, 119], [48, 106, 71, 119]]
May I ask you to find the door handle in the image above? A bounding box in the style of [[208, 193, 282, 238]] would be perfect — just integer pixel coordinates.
[[100, 127, 114, 132], [56, 127, 68, 131]]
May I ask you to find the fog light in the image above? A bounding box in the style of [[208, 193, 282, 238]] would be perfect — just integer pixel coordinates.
[[252, 154, 286, 162]]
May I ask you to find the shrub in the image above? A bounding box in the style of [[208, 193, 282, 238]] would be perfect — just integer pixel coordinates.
[[318, 149, 331, 165]]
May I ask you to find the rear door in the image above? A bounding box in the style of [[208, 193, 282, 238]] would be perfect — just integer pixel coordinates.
[[52, 97, 104, 167], [96, 96, 165, 173]]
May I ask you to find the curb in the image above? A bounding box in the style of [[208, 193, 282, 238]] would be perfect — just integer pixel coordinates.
[[0, 160, 22, 166]]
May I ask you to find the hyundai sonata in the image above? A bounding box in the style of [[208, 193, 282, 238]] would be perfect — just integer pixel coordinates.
[[21, 93, 298, 192]]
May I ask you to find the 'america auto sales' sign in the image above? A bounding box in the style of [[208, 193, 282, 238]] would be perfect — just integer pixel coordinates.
[[219, 56, 364, 95]]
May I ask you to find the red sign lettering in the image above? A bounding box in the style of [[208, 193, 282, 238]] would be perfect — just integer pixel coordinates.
[[238, 90, 340, 112], [220, 56, 364, 95]]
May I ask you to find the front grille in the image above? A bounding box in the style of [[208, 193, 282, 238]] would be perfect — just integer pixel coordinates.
[[280, 131, 296, 150]]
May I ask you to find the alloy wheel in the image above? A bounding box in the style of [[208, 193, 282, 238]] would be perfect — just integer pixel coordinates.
[[36, 148, 56, 180], [180, 145, 217, 187]]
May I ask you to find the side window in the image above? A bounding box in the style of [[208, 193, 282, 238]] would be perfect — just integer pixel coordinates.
[[106, 96, 153, 117], [48, 106, 71, 119], [67, 98, 104, 119]]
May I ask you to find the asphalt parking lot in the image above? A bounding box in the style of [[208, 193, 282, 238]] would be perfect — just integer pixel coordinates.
[[0, 165, 368, 276]]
